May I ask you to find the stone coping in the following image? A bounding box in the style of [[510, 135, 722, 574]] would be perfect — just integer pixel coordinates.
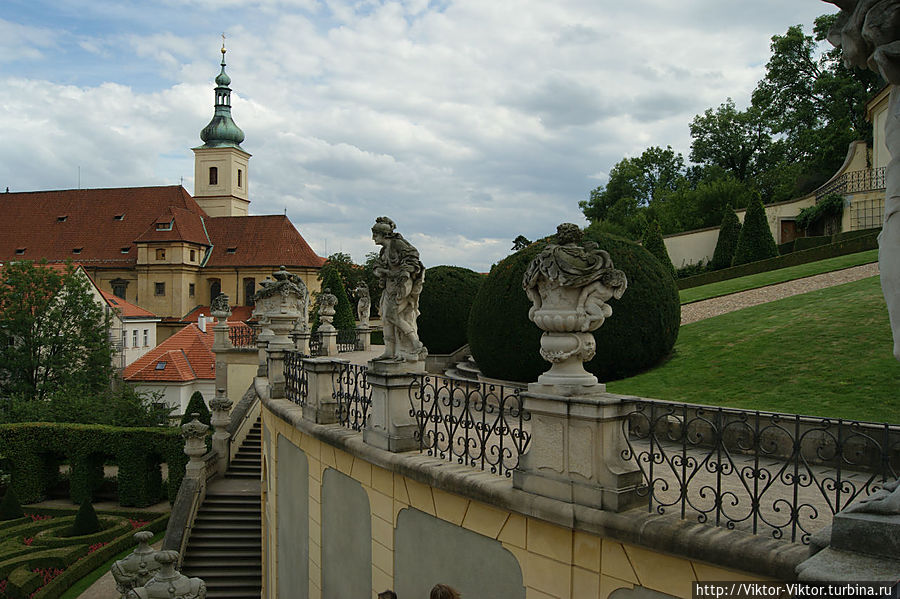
[[262, 390, 807, 581]]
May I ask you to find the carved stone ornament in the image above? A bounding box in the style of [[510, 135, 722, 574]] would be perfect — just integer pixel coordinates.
[[826, 0, 900, 360], [210, 293, 231, 319], [844, 478, 900, 515], [355, 282, 371, 327], [252, 266, 310, 346], [124, 550, 206, 599], [318, 287, 337, 327], [371, 216, 427, 362], [111, 531, 161, 596], [522, 223, 627, 386], [181, 414, 209, 460]]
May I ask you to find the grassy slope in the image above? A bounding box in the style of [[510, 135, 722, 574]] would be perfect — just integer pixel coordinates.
[[609, 275, 900, 422], [680, 249, 878, 304]]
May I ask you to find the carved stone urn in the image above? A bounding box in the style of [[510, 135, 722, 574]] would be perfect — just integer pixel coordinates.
[[522, 223, 626, 387], [111, 531, 161, 596], [124, 550, 206, 599], [317, 287, 337, 332], [252, 266, 309, 351]]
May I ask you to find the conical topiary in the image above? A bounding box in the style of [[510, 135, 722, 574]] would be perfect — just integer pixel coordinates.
[[71, 498, 100, 536], [732, 198, 779, 266], [180, 391, 211, 427], [315, 268, 356, 331], [0, 487, 24, 520], [642, 220, 676, 277], [711, 205, 742, 270]]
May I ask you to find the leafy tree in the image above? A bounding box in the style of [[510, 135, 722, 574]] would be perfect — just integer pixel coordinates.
[[711, 205, 743, 270], [511, 235, 532, 251], [732, 198, 779, 266], [642, 221, 676, 277], [180, 391, 210, 426], [0, 262, 114, 401], [71, 498, 100, 536]]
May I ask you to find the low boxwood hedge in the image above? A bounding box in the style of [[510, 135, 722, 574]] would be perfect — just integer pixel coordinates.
[[678, 230, 880, 290], [0, 423, 186, 507]]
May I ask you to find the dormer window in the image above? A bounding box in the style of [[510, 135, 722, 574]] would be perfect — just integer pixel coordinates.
[[15, 248, 25, 255], [155, 220, 173, 231], [209, 167, 218, 185], [72, 248, 82, 254], [57, 216, 67, 222], [226, 247, 237, 254], [121, 247, 131, 254], [113, 214, 125, 221]]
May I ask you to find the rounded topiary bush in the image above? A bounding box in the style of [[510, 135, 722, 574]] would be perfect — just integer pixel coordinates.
[[70, 498, 100, 536], [467, 226, 681, 383], [417, 266, 484, 354]]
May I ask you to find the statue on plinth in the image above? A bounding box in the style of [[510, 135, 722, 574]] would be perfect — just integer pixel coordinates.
[[826, 0, 900, 361], [317, 287, 337, 330], [355, 282, 371, 328], [370, 216, 427, 362], [523, 223, 626, 387]]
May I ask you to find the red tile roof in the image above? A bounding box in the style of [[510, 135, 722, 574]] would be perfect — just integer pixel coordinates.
[[0, 186, 206, 266], [123, 323, 215, 382], [203, 215, 324, 268], [181, 305, 255, 323], [134, 206, 211, 246], [99, 290, 158, 319]]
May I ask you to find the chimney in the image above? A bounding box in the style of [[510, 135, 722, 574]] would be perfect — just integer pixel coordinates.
[[198, 314, 206, 333]]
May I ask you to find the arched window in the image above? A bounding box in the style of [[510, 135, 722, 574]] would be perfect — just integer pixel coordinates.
[[209, 279, 221, 304], [209, 167, 218, 185], [244, 277, 256, 306]]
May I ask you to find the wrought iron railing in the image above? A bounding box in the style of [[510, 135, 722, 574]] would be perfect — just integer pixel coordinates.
[[816, 167, 885, 200], [284, 351, 308, 407], [337, 329, 358, 353], [622, 399, 900, 544], [332, 363, 371, 431], [229, 326, 258, 348], [408, 375, 531, 477], [308, 332, 322, 357]]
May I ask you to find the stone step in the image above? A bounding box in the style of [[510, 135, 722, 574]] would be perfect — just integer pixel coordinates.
[[224, 472, 260, 480], [231, 457, 260, 466], [203, 496, 260, 506], [182, 564, 261, 577], [195, 513, 261, 524], [456, 359, 481, 375], [182, 549, 261, 560], [186, 539, 260, 551], [203, 585, 262, 599], [197, 505, 260, 515], [188, 529, 260, 540], [193, 521, 260, 532]]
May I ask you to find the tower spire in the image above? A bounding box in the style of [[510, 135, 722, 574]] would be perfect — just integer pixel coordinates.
[[198, 38, 244, 149]]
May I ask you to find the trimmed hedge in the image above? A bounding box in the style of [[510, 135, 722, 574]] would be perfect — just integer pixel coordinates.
[[180, 392, 210, 426], [642, 221, 676, 277], [711, 206, 741, 270], [1, 488, 24, 520], [70, 501, 99, 536], [678, 230, 880, 289], [417, 266, 484, 354], [792, 235, 833, 253], [733, 198, 778, 266], [468, 228, 680, 383], [0, 423, 186, 507]]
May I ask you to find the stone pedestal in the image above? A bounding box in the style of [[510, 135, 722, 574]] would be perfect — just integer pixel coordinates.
[[209, 391, 233, 475], [181, 416, 209, 480], [318, 325, 337, 357], [797, 510, 900, 581], [291, 329, 311, 355], [356, 325, 372, 351], [302, 358, 346, 424], [513, 385, 642, 512], [363, 359, 425, 452]]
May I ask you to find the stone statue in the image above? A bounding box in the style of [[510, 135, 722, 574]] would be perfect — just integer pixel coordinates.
[[317, 287, 337, 329], [124, 550, 206, 599], [355, 281, 371, 327], [111, 531, 161, 597], [844, 478, 900, 514], [523, 223, 626, 386], [370, 216, 427, 362], [825, 0, 900, 360], [252, 266, 310, 333]]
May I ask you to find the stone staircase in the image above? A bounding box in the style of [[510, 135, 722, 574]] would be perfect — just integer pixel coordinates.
[[444, 354, 481, 382], [181, 418, 262, 598]]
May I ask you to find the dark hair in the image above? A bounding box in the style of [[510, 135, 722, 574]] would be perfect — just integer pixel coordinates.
[[430, 584, 461, 599]]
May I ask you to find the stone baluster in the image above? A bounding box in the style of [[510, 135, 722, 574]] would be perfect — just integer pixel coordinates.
[[512, 223, 641, 512], [208, 295, 233, 475], [182, 414, 209, 480], [302, 357, 347, 424], [209, 391, 233, 476]]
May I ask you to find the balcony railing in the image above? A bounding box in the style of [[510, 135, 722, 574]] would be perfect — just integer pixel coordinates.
[[285, 351, 308, 407], [816, 167, 885, 200], [622, 399, 900, 544], [229, 326, 258, 348], [332, 363, 371, 431], [408, 375, 531, 477]]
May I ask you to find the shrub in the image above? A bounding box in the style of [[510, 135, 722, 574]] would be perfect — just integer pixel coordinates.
[[70, 500, 99, 536], [180, 391, 210, 427], [417, 266, 484, 354], [467, 225, 680, 383], [642, 220, 676, 277], [0, 488, 24, 520], [711, 205, 742, 270], [732, 198, 778, 266], [797, 193, 844, 233], [793, 235, 833, 252], [675, 261, 708, 279], [314, 268, 356, 332]]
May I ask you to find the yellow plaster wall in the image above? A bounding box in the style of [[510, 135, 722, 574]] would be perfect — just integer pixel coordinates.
[[261, 406, 767, 599]]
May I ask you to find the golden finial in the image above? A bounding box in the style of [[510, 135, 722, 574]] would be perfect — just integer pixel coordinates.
[[221, 33, 226, 56]]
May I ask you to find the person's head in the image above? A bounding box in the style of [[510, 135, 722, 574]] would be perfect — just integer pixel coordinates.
[[430, 583, 461, 599], [378, 591, 397, 599]]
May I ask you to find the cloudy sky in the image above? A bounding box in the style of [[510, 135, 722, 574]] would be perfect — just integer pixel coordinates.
[[1, 0, 831, 271]]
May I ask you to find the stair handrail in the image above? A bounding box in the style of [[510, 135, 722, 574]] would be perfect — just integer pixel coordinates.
[[163, 448, 218, 569]]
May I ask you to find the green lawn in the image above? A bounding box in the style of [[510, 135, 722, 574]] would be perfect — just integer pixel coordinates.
[[609, 275, 900, 422], [679, 249, 879, 304]]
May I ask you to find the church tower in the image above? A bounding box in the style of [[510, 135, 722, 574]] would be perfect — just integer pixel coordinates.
[[192, 43, 251, 217]]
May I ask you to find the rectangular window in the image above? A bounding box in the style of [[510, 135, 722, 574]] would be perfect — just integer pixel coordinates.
[[122, 330, 127, 348], [190, 249, 196, 261], [143, 330, 149, 346], [237, 169, 242, 188], [155, 221, 173, 231], [189, 283, 195, 297], [154, 282, 165, 296], [132, 330, 138, 348], [209, 166, 218, 185], [156, 248, 166, 260]]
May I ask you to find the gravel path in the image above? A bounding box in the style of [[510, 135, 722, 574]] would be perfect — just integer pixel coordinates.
[[681, 262, 880, 325]]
